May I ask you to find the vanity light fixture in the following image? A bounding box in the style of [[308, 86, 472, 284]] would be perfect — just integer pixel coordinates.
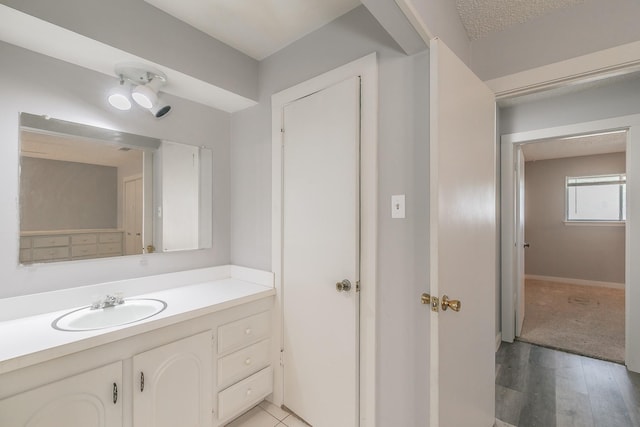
[[107, 75, 132, 111], [109, 63, 172, 118], [132, 76, 163, 109], [148, 101, 172, 118]]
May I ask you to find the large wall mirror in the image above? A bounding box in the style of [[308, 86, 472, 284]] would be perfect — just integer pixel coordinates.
[[18, 113, 212, 265]]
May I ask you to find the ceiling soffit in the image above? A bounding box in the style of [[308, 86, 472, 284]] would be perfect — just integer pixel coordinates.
[[144, 0, 361, 60]]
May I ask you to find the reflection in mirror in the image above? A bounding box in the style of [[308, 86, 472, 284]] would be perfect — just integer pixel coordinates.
[[18, 113, 212, 265]]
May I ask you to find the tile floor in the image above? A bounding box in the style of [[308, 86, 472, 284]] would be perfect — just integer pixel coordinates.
[[225, 400, 311, 427], [496, 340, 640, 427]]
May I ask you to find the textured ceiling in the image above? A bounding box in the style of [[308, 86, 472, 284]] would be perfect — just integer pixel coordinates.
[[456, 0, 584, 40]]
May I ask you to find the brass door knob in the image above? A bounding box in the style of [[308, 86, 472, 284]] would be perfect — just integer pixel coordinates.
[[441, 295, 461, 312]]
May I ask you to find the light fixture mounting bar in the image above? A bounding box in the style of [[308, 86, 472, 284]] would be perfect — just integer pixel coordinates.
[[114, 63, 167, 86]]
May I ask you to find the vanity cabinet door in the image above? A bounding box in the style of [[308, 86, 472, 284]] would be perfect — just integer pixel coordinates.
[[133, 330, 212, 427], [0, 361, 122, 427]]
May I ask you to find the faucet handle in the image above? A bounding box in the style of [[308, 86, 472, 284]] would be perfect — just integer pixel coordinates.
[[91, 295, 104, 310], [114, 292, 125, 305]]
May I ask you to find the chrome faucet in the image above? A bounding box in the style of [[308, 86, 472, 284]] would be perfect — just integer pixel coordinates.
[[91, 293, 125, 310]]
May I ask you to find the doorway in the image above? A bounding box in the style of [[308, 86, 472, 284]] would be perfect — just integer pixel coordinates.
[[515, 133, 627, 362], [270, 53, 378, 426], [280, 76, 361, 426], [502, 114, 640, 372]]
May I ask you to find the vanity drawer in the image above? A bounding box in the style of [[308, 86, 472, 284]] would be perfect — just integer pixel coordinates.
[[98, 242, 122, 255], [19, 237, 31, 249], [71, 244, 97, 257], [218, 311, 271, 354], [33, 247, 69, 261], [33, 236, 69, 248], [217, 366, 273, 422], [99, 233, 122, 243], [71, 234, 97, 245], [19, 248, 32, 263], [217, 339, 271, 388]]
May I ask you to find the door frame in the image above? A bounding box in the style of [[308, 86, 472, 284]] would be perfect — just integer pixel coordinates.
[[123, 174, 143, 255], [500, 114, 640, 371], [271, 53, 378, 427]]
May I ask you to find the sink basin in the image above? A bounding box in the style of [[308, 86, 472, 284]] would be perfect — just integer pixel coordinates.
[[52, 298, 167, 331]]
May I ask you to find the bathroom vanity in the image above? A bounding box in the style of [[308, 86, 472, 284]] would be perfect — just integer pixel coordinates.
[[0, 266, 275, 427]]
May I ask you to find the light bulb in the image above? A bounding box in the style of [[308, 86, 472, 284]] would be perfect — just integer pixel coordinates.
[[132, 86, 155, 108], [108, 76, 132, 111], [108, 93, 131, 110], [132, 77, 163, 109]]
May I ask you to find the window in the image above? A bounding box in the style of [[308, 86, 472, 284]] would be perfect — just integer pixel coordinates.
[[566, 174, 626, 222]]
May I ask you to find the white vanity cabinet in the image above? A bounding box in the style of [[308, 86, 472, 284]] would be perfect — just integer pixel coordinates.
[[0, 361, 123, 427], [0, 288, 274, 427], [133, 331, 212, 427]]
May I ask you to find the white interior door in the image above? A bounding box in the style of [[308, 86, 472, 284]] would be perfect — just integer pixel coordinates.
[[282, 76, 360, 426], [516, 148, 526, 335], [124, 177, 143, 255], [429, 38, 496, 427]]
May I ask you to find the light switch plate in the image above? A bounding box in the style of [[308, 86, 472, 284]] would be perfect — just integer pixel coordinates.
[[391, 194, 405, 219]]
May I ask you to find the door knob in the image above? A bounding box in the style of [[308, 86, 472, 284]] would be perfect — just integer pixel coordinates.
[[524, 242, 530, 248], [336, 279, 352, 292], [441, 295, 461, 312]]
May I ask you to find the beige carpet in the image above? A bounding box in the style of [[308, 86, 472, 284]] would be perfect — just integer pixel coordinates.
[[519, 279, 625, 363]]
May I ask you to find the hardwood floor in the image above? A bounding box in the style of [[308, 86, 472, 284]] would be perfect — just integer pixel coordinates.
[[496, 341, 640, 427]]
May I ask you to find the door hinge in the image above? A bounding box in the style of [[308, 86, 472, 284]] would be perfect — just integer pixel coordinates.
[[280, 349, 284, 366], [356, 281, 360, 292]]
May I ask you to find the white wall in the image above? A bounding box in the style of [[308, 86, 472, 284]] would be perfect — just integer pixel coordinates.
[[230, 6, 430, 426], [500, 75, 640, 135], [0, 41, 231, 299], [525, 153, 626, 284], [20, 158, 118, 231], [470, 0, 640, 80]]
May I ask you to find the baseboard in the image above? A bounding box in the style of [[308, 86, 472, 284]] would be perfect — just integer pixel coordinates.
[[495, 332, 502, 352], [525, 274, 624, 290]]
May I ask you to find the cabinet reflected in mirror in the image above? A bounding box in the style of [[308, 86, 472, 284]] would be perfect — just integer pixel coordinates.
[[18, 113, 212, 265]]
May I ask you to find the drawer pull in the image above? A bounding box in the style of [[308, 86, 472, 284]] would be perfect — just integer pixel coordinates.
[[245, 358, 252, 366], [246, 388, 253, 397], [245, 328, 252, 335]]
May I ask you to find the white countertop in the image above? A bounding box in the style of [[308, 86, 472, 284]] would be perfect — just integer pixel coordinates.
[[0, 277, 275, 375]]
